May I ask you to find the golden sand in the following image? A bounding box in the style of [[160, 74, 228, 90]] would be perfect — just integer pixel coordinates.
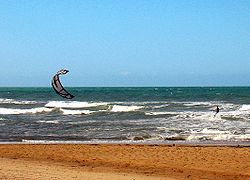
[[0, 144, 249, 179]]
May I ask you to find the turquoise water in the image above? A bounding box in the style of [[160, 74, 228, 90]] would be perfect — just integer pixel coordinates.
[[0, 87, 250, 143]]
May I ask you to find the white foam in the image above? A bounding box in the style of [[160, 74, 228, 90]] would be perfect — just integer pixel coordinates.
[[187, 134, 230, 141], [201, 128, 229, 134], [45, 101, 107, 109], [145, 111, 177, 116], [193, 113, 222, 121], [110, 105, 143, 112], [219, 108, 250, 121], [186, 128, 244, 141], [21, 140, 69, 144], [20, 140, 133, 144], [212, 134, 233, 141], [182, 101, 238, 112], [0, 107, 95, 115], [153, 104, 169, 109], [156, 127, 168, 131], [234, 134, 250, 141], [126, 134, 164, 141], [239, 105, 250, 111], [61, 109, 93, 115], [0, 98, 37, 105], [147, 108, 249, 122], [37, 120, 60, 124], [183, 102, 212, 106], [209, 134, 250, 141], [0, 107, 52, 115]]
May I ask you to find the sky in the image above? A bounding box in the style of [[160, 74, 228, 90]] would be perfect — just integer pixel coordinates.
[[0, 0, 249, 87]]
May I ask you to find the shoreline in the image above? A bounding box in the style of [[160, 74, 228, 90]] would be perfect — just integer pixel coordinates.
[[0, 140, 250, 147], [0, 144, 249, 179]]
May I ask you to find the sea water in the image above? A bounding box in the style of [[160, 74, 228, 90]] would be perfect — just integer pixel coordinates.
[[0, 87, 249, 144]]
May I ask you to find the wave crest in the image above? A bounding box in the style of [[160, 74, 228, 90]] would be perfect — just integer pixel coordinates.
[[239, 104, 250, 111], [45, 101, 107, 109], [0, 107, 52, 115], [0, 98, 37, 105], [110, 105, 143, 112]]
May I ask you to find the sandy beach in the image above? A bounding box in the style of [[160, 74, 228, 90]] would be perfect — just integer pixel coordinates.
[[0, 144, 249, 179]]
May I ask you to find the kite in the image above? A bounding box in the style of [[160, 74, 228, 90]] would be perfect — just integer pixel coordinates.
[[51, 69, 74, 99]]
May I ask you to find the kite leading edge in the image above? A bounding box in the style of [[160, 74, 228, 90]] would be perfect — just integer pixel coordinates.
[[51, 69, 74, 99]]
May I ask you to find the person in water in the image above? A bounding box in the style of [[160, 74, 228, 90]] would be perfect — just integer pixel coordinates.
[[214, 106, 220, 117]]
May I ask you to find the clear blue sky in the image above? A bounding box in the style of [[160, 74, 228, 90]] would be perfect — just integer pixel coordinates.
[[0, 0, 249, 86]]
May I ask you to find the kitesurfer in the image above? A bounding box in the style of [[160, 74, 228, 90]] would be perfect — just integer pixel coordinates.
[[214, 106, 219, 117]]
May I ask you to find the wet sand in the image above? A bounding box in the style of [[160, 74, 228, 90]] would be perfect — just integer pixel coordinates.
[[0, 144, 249, 179]]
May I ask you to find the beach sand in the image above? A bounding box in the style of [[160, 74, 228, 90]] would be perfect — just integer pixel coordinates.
[[0, 144, 249, 179]]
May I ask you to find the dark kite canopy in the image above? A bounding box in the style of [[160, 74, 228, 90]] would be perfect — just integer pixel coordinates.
[[51, 69, 74, 99]]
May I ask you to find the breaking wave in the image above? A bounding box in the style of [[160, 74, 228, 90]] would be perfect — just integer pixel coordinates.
[[239, 104, 250, 111], [0, 107, 52, 115], [61, 109, 93, 115], [1, 95, 250, 143], [187, 128, 250, 141], [45, 101, 108, 109], [37, 120, 60, 124], [0, 104, 144, 115], [110, 105, 143, 112], [0, 107, 95, 115], [145, 111, 178, 116], [0, 98, 37, 105]]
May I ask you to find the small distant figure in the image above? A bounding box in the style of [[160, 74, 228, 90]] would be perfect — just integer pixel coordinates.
[[214, 106, 220, 117]]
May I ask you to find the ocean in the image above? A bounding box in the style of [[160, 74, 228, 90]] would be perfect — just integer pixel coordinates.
[[0, 87, 249, 144]]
